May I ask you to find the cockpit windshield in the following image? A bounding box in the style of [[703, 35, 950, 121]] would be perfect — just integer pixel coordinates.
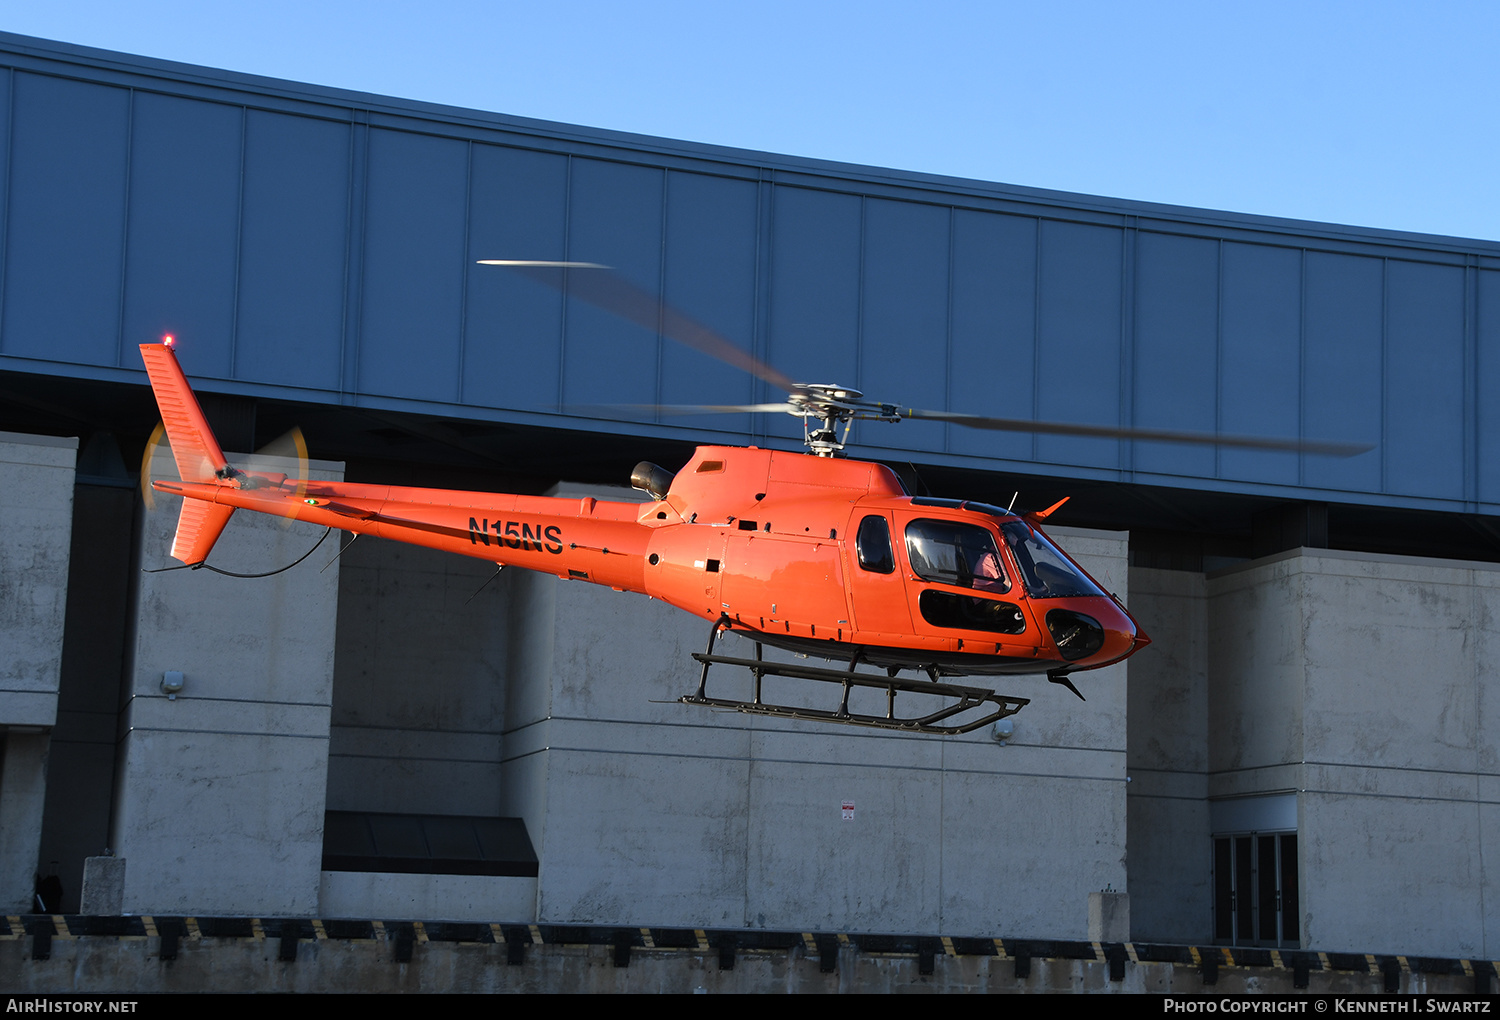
[[999, 521, 1106, 599]]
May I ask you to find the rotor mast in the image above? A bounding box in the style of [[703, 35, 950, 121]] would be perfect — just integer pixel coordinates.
[[789, 384, 901, 457]]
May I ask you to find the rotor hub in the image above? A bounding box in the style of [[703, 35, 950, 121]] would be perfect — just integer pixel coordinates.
[[786, 384, 902, 456]]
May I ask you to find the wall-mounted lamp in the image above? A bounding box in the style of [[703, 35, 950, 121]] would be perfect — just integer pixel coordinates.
[[161, 671, 184, 700]]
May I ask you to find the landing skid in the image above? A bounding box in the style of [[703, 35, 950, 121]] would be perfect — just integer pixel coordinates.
[[683, 617, 1029, 735]]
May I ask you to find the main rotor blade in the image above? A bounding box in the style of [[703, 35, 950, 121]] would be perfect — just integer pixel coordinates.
[[478, 260, 798, 392], [900, 408, 1373, 456], [572, 402, 798, 418], [479, 261, 1369, 457]]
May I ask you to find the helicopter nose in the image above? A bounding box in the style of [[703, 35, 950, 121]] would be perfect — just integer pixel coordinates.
[[1096, 603, 1148, 662], [1044, 599, 1144, 666]]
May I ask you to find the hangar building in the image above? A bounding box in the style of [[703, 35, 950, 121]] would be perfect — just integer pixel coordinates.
[[1, 32, 1497, 959]]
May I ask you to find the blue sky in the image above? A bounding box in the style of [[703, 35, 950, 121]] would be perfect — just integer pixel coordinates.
[[4, 0, 1496, 241]]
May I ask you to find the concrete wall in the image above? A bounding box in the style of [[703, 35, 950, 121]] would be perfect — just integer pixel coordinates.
[[10, 424, 1492, 957], [326, 537, 511, 816], [3, 933, 1482, 995], [0, 432, 76, 911], [1125, 566, 1211, 942], [501, 522, 1130, 937], [0, 433, 76, 727], [25, 432, 1493, 959], [318, 871, 536, 922], [1207, 549, 1500, 958], [1126, 548, 1499, 958], [320, 536, 520, 922], [112, 451, 342, 916], [36, 482, 137, 912]]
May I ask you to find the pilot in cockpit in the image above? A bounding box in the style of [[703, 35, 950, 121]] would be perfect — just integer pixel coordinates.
[[969, 536, 1009, 593]]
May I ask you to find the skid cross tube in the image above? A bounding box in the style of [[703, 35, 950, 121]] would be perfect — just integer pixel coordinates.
[[684, 617, 1029, 735]]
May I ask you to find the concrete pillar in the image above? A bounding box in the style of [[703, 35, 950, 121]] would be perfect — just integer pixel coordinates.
[[0, 734, 50, 910], [1088, 890, 1130, 942], [79, 856, 124, 915], [111, 450, 342, 916], [0, 432, 77, 910], [37, 482, 137, 912], [506, 569, 752, 929], [1124, 566, 1210, 943]]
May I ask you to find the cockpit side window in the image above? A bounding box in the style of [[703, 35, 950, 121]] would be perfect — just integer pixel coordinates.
[[903, 519, 1010, 594], [856, 514, 895, 574]]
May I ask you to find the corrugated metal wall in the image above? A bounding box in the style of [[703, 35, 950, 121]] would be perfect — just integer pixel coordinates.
[[2, 33, 1497, 513]]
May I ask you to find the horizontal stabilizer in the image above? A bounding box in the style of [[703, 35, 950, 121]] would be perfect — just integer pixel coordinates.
[[171, 498, 234, 565], [139, 343, 229, 483]]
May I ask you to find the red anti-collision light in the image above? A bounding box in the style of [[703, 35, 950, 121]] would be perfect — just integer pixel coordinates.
[[162, 334, 175, 348]]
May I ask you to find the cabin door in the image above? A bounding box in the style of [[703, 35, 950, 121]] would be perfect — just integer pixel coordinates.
[[844, 511, 914, 638]]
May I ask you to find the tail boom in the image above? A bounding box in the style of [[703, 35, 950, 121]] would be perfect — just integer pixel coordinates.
[[153, 477, 652, 590]]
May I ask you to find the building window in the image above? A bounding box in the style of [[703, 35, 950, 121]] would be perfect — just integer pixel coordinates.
[[1212, 830, 1298, 946]]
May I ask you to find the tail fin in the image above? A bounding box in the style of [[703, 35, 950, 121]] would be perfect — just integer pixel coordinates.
[[140, 341, 235, 564], [139, 342, 230, 484]]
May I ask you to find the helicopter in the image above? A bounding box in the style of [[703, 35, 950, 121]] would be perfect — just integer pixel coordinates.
[[139, 263, 1369, 736]]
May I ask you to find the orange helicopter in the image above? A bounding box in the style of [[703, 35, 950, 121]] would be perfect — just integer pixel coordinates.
[[140, 263, 1368, 735]]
